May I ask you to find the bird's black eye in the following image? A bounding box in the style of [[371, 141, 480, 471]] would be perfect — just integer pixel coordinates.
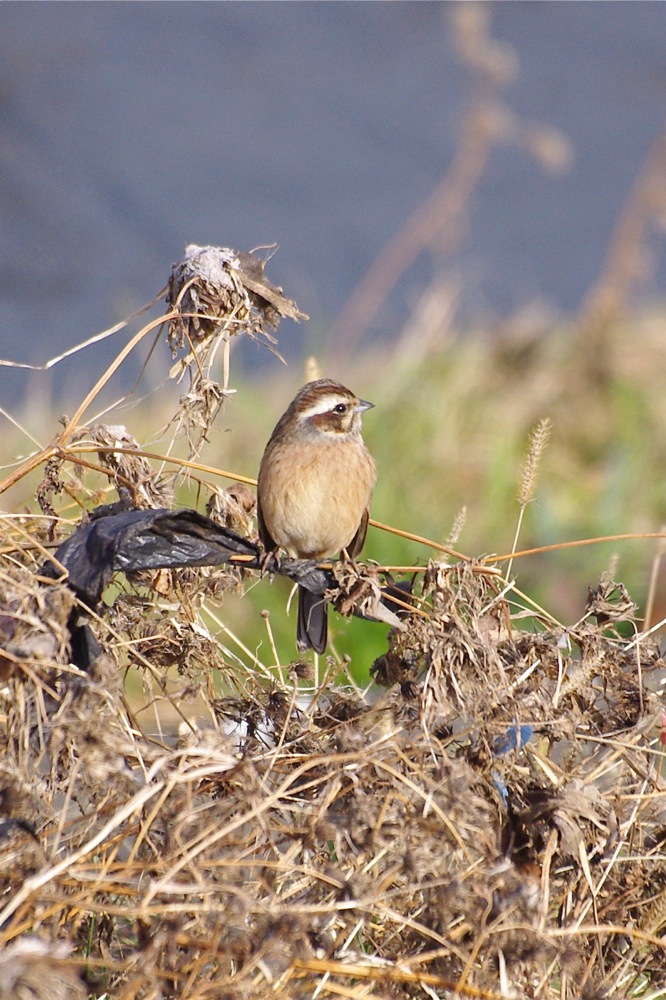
[[332, 403, 348, 414]]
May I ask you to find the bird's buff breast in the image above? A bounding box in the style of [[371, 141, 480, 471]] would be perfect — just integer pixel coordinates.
[[258, 439, 375, 559]]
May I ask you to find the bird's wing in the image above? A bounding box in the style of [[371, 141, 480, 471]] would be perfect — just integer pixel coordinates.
[[346, 507, 369, 559]]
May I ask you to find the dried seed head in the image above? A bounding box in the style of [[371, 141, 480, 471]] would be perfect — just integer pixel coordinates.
[[448, 505, 468, 545], [518, 417, 552, 507], [166, 243, 306, 353]]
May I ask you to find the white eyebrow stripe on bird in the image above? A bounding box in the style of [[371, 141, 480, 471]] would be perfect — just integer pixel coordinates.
[[299, 395, 349, 419]]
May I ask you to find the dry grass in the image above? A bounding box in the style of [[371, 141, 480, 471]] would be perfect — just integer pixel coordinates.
[[0, 529, 665, 999], [0, 242, 665, 1000]]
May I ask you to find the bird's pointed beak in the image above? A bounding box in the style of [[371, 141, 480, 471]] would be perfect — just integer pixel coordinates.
[[355, 398, 374, 413]]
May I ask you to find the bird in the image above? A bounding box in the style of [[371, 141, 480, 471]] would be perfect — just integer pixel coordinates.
[[256, 378, 377, 653]]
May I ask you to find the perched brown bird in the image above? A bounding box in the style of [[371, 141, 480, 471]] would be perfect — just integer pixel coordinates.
[[257, 379, 377, 652]]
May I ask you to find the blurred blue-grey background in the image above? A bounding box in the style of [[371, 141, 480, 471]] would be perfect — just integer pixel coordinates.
[[2, 2, 666, 400]]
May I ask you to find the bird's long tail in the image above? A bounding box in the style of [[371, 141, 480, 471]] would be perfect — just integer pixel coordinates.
[[297, 586, 327, 653]]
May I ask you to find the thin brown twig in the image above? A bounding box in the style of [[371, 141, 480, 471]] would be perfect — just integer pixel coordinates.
[[488, 532, 666, 563], [291, 957, 505, 998]]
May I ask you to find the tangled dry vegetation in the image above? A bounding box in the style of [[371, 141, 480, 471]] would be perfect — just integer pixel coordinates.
[[0, 247, 665, 1000]]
